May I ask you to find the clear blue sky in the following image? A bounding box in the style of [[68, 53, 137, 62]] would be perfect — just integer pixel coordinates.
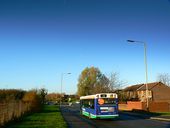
[[0, 0, 170, 94]]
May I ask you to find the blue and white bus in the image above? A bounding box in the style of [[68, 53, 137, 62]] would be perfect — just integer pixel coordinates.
[[80, 93, 119, 119]]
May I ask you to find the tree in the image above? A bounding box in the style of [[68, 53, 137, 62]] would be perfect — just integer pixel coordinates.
[[0, 89, 26, 101], [22, 90, 42, 112], [108, 72, 125, 91], [39, 88, 48, 104], [77, 67, 111, 96], [45, 93, 61, 103], [107, 72, 127, 102], [157, 73, 170, 86]]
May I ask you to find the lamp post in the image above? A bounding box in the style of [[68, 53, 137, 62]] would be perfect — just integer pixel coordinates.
[[127, 40, 149, 111], [60, 72, 71, 106]]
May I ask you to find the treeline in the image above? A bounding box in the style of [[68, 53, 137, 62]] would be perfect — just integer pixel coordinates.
[[45, 93, 79, 104], [0, 89, 26, 101], [0, 89, 47, 108]]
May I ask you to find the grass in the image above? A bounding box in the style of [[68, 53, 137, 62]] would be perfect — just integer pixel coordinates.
[[129, 109, 170, 116], [153, 112, 170, 116], [7, 105, 67, 128]]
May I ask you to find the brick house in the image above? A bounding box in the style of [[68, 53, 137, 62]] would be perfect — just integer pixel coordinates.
[[123, 84, 142, 101], [123, 82, 170, 103]]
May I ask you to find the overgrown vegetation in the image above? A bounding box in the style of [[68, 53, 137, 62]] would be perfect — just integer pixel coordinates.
[[0, 88, 48, 126], [22, 90, 42, 112], [6, 105, 67, 128], [0, 89, 26, 102]]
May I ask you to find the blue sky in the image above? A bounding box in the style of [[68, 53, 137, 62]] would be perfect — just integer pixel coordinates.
[[0, 0, 170, 94]]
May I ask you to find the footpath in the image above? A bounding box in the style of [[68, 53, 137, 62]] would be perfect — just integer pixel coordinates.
[[120, 111, 170, 122]]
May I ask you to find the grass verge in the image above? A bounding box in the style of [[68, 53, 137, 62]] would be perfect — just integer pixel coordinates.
[[153, 112, 170, 116], [6, 105, 67, 128], [128, 109, 170, 116]]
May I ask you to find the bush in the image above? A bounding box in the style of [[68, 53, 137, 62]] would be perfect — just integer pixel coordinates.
[[22, 90, 42, 112], [0, 89, 26, 102]]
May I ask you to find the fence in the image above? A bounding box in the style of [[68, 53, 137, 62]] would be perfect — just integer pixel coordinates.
[[0, 101, 31, 126]]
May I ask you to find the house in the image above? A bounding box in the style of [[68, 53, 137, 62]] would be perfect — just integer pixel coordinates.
[[123, 84, 143, 101], [123, 82, 170, 103]]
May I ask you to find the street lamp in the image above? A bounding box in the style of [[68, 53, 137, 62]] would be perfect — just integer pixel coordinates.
[[127, 39, 149, 111], [60, 72, 71, 106]]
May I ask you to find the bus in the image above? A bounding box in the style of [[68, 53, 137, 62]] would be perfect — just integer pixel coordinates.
[[80, 93, 119, 119]]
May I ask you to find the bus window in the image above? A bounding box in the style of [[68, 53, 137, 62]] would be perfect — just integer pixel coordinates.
[[89, 99, 94, 109], [98, 98, 117, 105], [82, 99, 94, 109], [100, 94, 107, 98]]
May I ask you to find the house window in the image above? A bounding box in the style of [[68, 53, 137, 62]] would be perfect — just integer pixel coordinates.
[[143, 91, 146, 97], [148, 91, 152, 97]]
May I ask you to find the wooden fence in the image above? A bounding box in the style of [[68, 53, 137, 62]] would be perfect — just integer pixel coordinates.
[[0, 101, 31, 126]]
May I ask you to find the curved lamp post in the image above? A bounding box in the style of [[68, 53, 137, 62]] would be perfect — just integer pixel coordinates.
[[127, 40, 149, 111], [60, 72, 71, 106]]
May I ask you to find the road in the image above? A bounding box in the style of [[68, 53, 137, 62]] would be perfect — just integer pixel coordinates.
[[60, 104, 170, 128]]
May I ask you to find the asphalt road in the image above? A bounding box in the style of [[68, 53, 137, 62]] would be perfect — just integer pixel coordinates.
[[60, 104, 170, 128]]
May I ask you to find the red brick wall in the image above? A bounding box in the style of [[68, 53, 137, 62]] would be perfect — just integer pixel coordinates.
[[127, 101, 144, 110], [119, 101, 170, 112], [118, 104, 129, 111], [149, 102, 170, 112]]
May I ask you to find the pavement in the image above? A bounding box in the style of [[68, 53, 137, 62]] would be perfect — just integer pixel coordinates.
[[120, 111, 170, 122], [150, 116, 170, 121]]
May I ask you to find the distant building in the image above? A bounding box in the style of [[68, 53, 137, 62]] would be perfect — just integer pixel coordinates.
[[63, 94, 79, 101]]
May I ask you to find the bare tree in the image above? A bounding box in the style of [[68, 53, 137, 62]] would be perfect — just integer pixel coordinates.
[[107, 72, 125, 91], [157, 73, 170, 86], [107, 72, 127, 102]]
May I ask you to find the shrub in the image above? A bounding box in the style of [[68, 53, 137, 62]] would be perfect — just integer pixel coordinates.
[[22, 90, 42, 112]]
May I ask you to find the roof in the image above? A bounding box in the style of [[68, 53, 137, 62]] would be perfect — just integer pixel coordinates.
[[124, 82, 164, 91], [124, 84, 143, 91], [137, 82, 161, 91]]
